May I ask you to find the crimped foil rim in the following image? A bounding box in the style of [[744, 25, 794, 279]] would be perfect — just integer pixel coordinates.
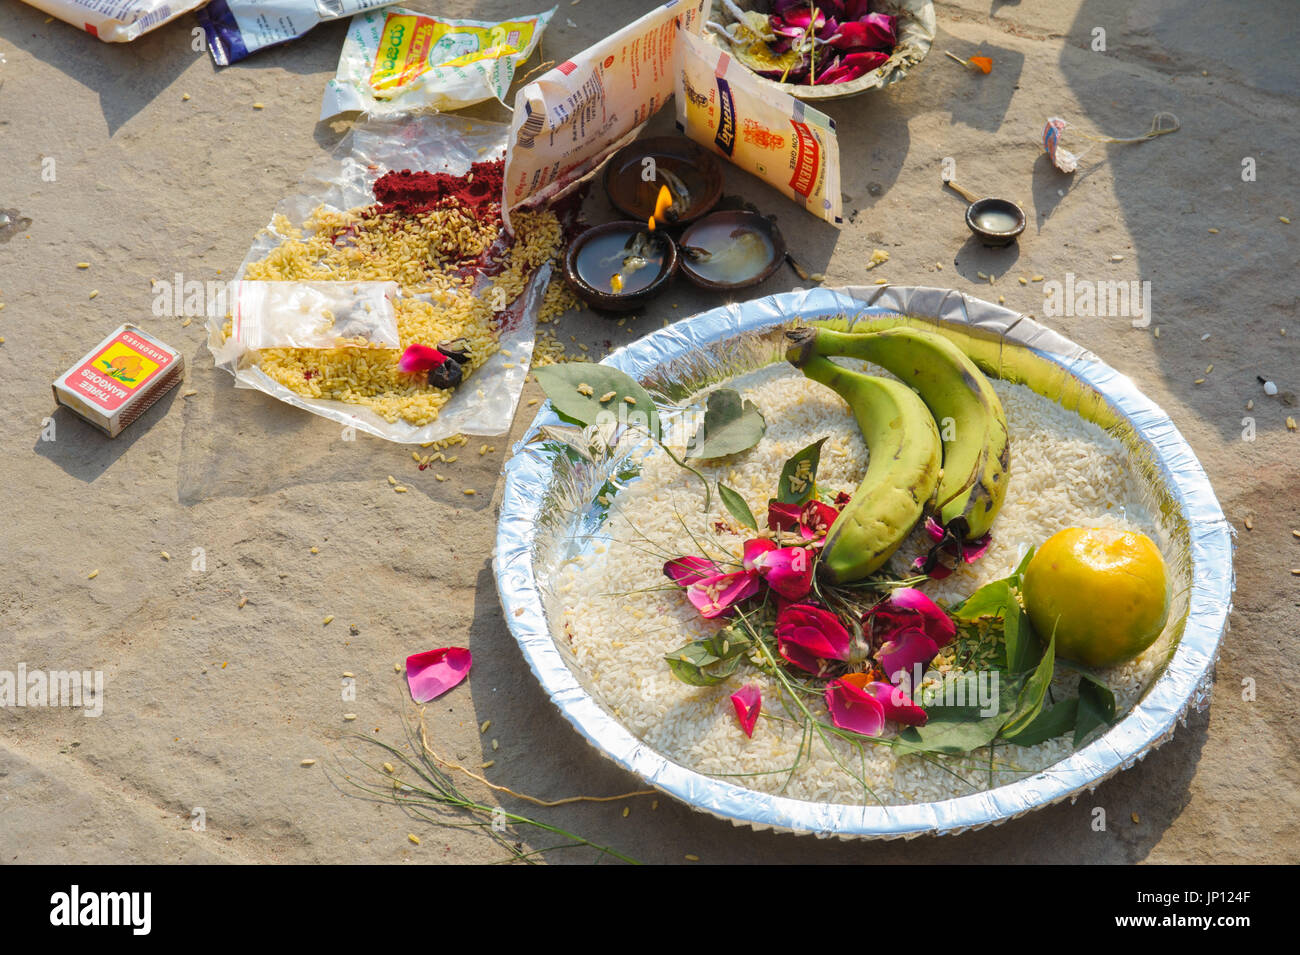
[[493, 286, 1234, 839]]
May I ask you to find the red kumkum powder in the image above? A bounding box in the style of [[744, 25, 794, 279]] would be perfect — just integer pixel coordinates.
[[372, 160, 505, 219]]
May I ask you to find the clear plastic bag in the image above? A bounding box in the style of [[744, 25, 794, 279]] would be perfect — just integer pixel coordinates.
[[230, 281, 400, 350], [206, 114, 549, 444]]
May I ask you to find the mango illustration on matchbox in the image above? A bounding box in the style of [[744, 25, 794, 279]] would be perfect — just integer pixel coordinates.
[[53, 324, 184, 437]]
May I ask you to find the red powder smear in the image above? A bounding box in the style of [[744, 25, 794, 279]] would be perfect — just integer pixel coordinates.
[[372, 160, 505, 219]]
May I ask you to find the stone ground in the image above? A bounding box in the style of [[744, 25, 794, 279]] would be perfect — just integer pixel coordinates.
[[0, 0, 1296, 863]]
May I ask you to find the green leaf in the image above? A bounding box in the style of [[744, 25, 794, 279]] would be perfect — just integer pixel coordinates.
[[1074, 673, 1117, 747], [533, 362, 660, 436], [686, 388, 765, 460], [895, 674, 1022, 756], [664, 626, 751, 687], [1012, 545, 1036, 584], [1002, 697, 1078, 746], [1000, 629, 1056, 738], [949, 579, 1013, 626], [717, 483, 757, 531], [1002, 600, 1040, 675], [776, 437, 826, 505]]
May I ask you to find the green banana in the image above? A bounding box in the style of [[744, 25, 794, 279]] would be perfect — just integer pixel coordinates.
[[793, 355, 942, 584], [787, 326, 1010, 539]]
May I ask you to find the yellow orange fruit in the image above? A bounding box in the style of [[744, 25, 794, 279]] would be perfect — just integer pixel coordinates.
[[1021, 527, 1170, 668]]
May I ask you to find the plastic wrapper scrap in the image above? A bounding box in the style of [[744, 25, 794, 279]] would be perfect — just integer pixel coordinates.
[[1042, 117, 1078, 173], [199, 0, 396, 67], [205, 115, 549, 444], [502, 0, 710, 232], [321, 7, 555, 120], [230, 281, 400, 351], [676, 28, 842, 224], [494, 285, 1234, 838], [19, 0, 205, 41]]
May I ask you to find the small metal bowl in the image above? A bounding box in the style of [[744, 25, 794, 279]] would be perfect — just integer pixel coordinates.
[[603, 137, 724, 227], [563, 221, 678, 312], [965, 198, 1027, 247], [677, 211, 787, 290]]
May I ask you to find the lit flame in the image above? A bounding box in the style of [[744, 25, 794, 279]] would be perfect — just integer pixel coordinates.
[[652, 184, 674, 225], [610, 273, 624, 293], [647, 215, 656, 232]]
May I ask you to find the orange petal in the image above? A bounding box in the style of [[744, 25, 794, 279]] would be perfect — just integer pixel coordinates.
[[969, 56, 992, 74]]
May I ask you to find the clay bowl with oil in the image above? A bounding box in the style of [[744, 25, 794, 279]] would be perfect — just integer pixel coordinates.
[[677, 211, 786, 290], [965, 198, 1027, 248], [563, 221, 679, 312], [603, 137, 724, 228]]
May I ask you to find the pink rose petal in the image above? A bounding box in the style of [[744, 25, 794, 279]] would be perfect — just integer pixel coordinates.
[[961, 532, 992, 564], [664, 555, 717, 587], [817, 50, 889, 83], [742, 537, 777, 571], [405, 647, 472, 703], [863, 681, 928, 726], [825, 678, 886, 736], [920, 517, 992, 572], [397, 343, 445, 375], [767, 501, 804, 532], [753, 545, 815, 600], [731, 685, 762, 738], [913, 554, 954, 580], [875, 628, 939, 684], [686, 571, 761, 618], [870, 587, 957, 648], [776, 603, 851, 676], [799, 500, 839, 539]]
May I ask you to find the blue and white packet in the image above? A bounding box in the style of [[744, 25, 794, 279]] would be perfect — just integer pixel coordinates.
[[198, 0, 398, 66]]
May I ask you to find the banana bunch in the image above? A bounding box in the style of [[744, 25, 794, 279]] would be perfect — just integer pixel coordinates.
[[786, 325, 1011, 582], [794, 355, 942, 583]]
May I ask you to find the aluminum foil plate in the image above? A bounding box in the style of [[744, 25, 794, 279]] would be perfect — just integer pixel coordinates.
[[493, 285, 1234, 839]]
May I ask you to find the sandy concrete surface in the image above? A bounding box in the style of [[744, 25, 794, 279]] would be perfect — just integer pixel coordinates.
[[0, 0, 1296, 864]]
